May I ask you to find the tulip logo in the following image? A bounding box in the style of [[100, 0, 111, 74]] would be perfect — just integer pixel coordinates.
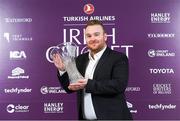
[[84, 3, 95, 15]]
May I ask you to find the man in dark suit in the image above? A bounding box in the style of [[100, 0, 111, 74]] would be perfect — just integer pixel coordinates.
[[53, 20, 132, 120]]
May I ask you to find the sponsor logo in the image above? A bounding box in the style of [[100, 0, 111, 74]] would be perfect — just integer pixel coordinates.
[[148, 49, 175, 57], [4, 32, 33, 42], [4, 88, 32, 94], [44, 102, 63, 113], [4, 17, 32, 23], [148, 104, 176, 110], [10, 51, 27, 60], [83, 3, 95, 15], [149, 68, 174, 74], [151, 13, 171, 23], [126, 101, 137, 113], [63, 16, 115, 22], [125, 87, 141, 92], [8, 67, 29, 79], [7, 104, 29, 113], [40, 86, 66, 94], [3, 33, 10, 42], [148, 33, 175, 38], [153, 84, 171, 94]]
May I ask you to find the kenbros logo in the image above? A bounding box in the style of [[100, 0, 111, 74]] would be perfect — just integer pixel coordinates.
[[84, 3, 95, 15]]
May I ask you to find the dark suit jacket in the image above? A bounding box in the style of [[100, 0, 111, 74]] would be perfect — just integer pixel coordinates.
[[58, 47, 132, 120]]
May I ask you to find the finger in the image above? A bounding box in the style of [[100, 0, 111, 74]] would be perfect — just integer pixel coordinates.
[[77, 80, 87, 85], [68, 85, 81, 91], [78, 80, 86, 83], [69, 83, 81, 86]]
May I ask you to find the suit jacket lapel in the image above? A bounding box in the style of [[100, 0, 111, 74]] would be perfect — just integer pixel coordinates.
[[93, 47, 111, 79], [81, 54, 89, 77]]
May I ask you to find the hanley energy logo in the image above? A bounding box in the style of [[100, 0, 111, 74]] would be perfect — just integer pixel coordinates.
[[151, 13, 171, 23], [44, 102, 64, 113]]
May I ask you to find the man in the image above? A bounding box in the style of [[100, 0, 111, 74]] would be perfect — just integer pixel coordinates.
[[53, 20, 132, 120]]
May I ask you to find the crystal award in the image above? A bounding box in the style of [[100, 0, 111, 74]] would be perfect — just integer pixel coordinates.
[[50, 42, 84, 83]]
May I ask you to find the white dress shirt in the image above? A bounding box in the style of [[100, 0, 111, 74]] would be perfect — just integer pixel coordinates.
[[83, 46, 107, 120]]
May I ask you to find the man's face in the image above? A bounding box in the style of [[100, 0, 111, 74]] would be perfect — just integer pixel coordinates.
[[85, 25, 107, 54]]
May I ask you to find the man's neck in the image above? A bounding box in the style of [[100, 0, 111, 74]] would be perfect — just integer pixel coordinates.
[[90, 45, 107, 59]]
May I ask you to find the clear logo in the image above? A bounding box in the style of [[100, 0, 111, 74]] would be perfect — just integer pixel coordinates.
[[7, 104, 15, 113], [7, 104, 29, 113]]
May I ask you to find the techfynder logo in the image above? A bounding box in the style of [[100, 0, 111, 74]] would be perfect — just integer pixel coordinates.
[[148, 104, 176, 110]]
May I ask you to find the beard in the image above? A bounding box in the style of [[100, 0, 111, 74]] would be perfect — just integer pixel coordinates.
[[87, 40, 105, 54]]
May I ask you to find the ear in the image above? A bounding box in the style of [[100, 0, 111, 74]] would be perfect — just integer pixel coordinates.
[[104, 33, 107, 41]]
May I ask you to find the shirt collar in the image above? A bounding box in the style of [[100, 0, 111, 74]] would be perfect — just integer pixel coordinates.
[[88, 45, 107, 61]]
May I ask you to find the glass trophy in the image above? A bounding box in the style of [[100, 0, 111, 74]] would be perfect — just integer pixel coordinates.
[[50, 42, 84, 83]]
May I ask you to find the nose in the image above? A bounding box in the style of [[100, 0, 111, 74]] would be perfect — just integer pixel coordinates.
[[89, 35, 96, 41]]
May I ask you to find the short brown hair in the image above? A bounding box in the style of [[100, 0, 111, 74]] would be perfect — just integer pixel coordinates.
[[85, 20, 106, 33]]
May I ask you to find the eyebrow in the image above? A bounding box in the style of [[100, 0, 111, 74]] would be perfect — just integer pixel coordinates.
[[86, 32, 100, 35]]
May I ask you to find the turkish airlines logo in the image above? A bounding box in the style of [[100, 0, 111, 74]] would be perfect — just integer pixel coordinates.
[[84, 3, 95, 15]]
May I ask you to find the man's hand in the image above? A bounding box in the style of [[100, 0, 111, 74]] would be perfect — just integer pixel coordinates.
[[52, 54, 65, 71], [68, 79, 88, 91]]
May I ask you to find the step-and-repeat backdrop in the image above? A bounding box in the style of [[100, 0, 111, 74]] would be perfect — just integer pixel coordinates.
[[0, 0, 180, 120]]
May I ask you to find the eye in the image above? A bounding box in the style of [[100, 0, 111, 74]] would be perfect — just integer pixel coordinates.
[[94, 32, 100, 36], [86, 34, 91, 38]]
